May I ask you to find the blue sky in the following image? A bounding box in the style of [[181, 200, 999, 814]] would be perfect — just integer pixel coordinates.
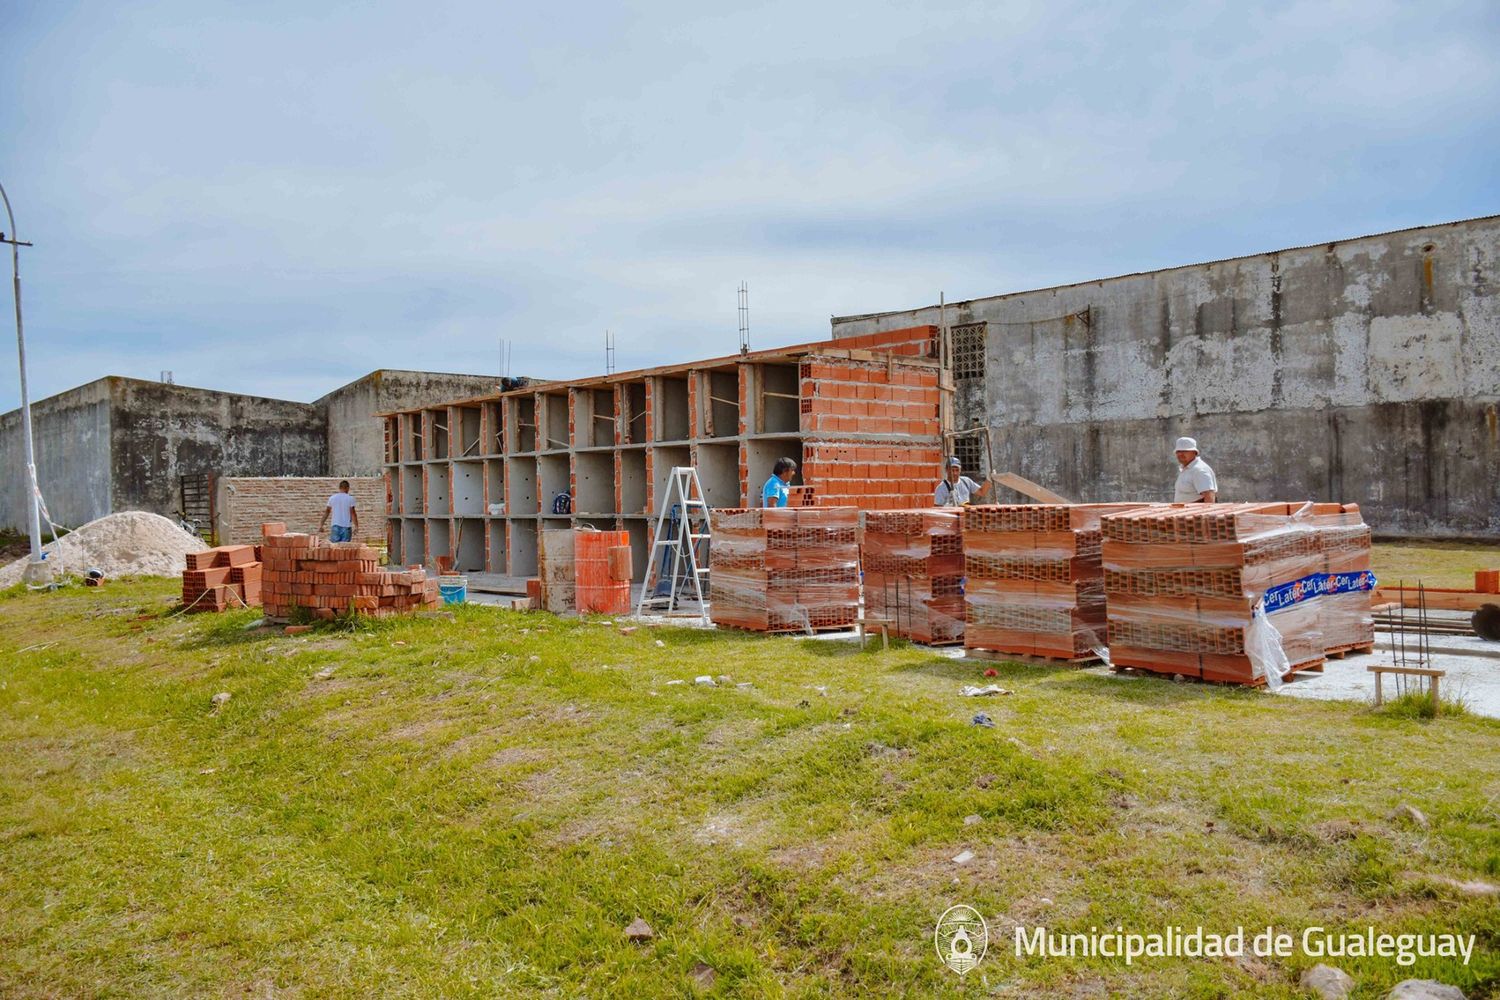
[[2, 0, 1497, 410]]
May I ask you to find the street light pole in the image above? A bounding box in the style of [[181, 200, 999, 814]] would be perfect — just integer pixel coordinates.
[[0, 180, 48, 582]]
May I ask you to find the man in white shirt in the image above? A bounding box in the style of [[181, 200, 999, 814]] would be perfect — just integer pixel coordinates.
[[1172, 437, 1218, 503], [934, 457, 993, 507], [319, 480, 360, 542]]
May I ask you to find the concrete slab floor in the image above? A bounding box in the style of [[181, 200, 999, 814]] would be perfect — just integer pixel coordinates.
[[1063, 642, 1500, 720], [1274, 635, 1500, 719]]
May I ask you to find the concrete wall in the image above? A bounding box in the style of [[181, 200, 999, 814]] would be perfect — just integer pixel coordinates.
[[319, 370, 500, 477], [214, 476, 385, 544], [0, 378, 113, 530], [831, 216, 1500, 537], [3, 370, 502, 532], [109, 379, 326, 519]]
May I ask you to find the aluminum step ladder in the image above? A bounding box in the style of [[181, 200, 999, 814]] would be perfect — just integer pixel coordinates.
[[636, 466, 711, 623]]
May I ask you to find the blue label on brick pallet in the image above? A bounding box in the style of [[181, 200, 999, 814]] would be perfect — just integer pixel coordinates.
[[1326, 570, 1378, 594], [1262, 573, 1328, 614]]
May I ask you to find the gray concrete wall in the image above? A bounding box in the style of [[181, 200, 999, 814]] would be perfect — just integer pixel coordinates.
[[832, 216, 1500, 537], [108, 379, 326, 519], [0, 378, 113, 530], [318, 370, 500, 477]]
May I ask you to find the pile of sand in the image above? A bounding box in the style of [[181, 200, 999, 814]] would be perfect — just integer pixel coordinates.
[[0, 511, 209, 587]]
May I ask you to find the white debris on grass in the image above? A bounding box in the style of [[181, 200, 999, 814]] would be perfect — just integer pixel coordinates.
[[0, 511, 208, 587]]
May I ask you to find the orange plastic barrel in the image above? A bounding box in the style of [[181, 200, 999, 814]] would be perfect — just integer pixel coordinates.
[[575, 530, 631, 614]]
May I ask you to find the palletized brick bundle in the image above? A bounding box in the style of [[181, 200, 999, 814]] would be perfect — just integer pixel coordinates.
[[1311, 503, 1375, 653], [181, 544, 261, 612], [259, 524, 438, 620], [963, 504, 1144, 659], [861, 509, 964, 645], [709, 507, 860, 632], [1101, 503, 1325, 685]]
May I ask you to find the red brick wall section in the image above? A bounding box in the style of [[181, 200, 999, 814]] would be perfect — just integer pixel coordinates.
[[687, 371, 699, 439], [643, 449, 655, 516], [799, 356, 941, 438], [216, 477, 385, 546], [737, 364, 749, 435], [796, 353, 943, 509], [828, 324, 939, 357], [803, 442, 945, 509]]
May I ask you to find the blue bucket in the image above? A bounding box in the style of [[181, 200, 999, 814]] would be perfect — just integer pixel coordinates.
[[438, 575, 467, 605]]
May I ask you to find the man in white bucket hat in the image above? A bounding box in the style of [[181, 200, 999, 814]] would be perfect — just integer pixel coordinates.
[[1173, 437, 1217, 503]]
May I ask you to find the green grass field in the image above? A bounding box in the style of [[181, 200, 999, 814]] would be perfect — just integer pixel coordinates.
[[1, 579, 1497, 998], [1370, 540, 1499, 592]]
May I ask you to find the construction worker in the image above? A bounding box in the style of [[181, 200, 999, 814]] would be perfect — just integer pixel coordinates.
[[1173, 437, 1218, 503], [762, 457, 797, 508], [934, 457, 993, 506], [319, 480, 361, 542]]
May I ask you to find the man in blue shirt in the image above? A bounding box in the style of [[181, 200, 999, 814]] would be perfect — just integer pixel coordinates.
[[762, 457, 797, 507]]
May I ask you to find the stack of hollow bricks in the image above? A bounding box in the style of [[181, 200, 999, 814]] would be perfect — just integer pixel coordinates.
[[1312, 503, 1375, 653], [182, 545, 262, 612], [708, 506, 860, 632], [260, 523, 438, 620], [1101, 503, 1326, 684], [963, 504, 1144, 659], [862, 509, 964, 644]]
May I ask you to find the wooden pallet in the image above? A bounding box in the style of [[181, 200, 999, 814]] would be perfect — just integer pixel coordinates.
[[964, 647, 1101, 667], [713, 622, 861, 637], [1324, 643, 1375, 659], [1112, 656, 1325, 686]]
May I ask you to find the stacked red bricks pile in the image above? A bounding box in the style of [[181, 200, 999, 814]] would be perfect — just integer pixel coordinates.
[[260, 523, 438, 620], [1311, 503, 1376, 654], [709, 507, 859, 632], [862, 509, 964, 645], [1101, 503, 1325, 685], [963, 504, 1142, 659], [181, 544, 262, 612]]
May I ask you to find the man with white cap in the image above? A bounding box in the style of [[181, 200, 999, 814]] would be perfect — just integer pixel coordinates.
[[935, 456, 994, 507], [1173, 437, 1218, 503]]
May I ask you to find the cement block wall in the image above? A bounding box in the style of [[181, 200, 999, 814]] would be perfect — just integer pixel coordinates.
[[214, 476, 385, 545], [319, 370, 502, 477], [831, 216, 1500, 537], [0, 378, 112, 530]]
